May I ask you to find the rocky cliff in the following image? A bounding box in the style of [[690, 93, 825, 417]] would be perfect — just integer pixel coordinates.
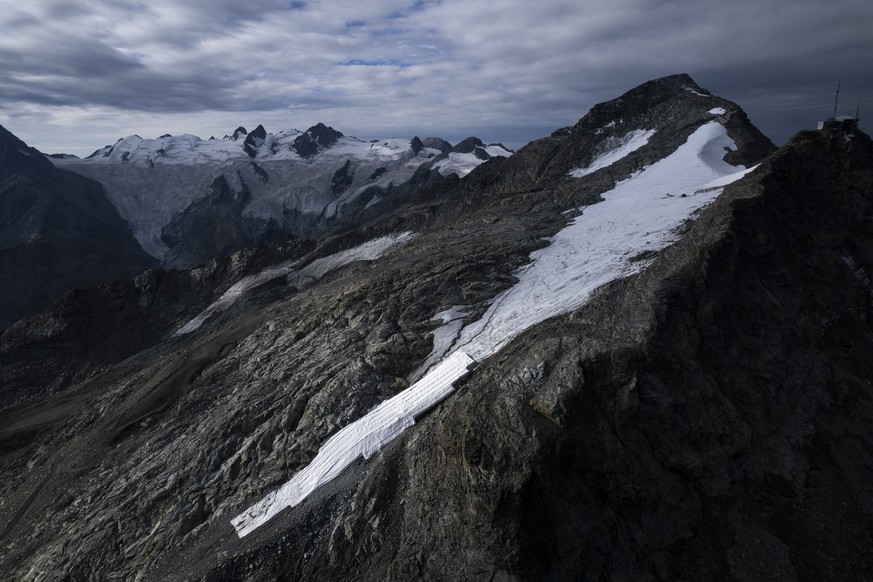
[[0, 125, 157, 329], [2, 75, 872, 581]]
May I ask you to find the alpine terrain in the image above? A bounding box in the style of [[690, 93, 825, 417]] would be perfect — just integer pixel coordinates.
[[51, 123, 511, 269], [2, 73, 873, 581]]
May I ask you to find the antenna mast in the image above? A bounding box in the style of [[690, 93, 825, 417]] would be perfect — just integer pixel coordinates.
[[832, 81, 841, 118], [856, 97, 862, 121]]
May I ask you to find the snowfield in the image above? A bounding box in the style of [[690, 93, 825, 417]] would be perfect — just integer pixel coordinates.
[[176, 232, 415, 336], [231, 121, 758, 536], [432, 144, 513, 178], [568, 129, 655, 178]]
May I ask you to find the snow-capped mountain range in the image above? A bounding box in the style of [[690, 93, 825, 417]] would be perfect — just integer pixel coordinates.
[[51, 124, 512, 268]]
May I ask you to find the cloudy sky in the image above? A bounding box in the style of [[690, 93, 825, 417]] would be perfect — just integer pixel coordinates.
[[1, 0, 871, 157]]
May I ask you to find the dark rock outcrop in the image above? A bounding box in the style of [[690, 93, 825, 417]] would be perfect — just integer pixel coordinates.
[[421, 137, 453, 154], [331, 160, 355, 195], [452, 137, 491, 161], [160, 175, 286, 269], [293, 123, 344, 158], [0, 125, 156, 329], [410, 136, 424, 155], [243, 125, 268, 158], [485, 73, 776, 200]]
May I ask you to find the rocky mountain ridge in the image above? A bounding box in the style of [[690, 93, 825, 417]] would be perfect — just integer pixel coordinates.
[[0, 124, 157, 330], [2, 74, 872, 581]]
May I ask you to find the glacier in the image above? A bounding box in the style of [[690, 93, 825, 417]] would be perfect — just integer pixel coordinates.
[[51, 131, 510, 262]]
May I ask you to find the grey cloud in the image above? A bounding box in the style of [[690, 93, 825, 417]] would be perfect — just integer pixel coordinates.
[[1, 0, 871, 156]]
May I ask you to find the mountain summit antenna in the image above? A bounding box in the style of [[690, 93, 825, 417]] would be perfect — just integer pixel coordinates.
[[818, 82, 860, 132]]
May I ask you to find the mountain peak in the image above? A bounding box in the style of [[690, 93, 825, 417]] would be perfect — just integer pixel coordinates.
[[291, 123, 344, 158], [550, 74, 774, 182], [0, 123, 53, 179], [420, 136, 452, 154], [243, 125, 268, 158]]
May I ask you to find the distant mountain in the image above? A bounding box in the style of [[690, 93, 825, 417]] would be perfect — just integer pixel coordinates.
[[53, 124, 511, 268], [4, 74, 873, 581], [0, 124, 156, 329]]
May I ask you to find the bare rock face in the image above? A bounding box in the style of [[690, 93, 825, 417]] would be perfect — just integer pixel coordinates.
[[243, 125, 268, 158], [421, 136, 453, 154], [292, 123, 344, 158], [2, 75, 872, 581], [0, 124, 156, 330]]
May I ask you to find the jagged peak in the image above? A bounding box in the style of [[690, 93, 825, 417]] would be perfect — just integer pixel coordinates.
[[249, 124, 267, 140], [452, 136, 485, 154], [421, 136, 453, 154], [0, 123, 53, 174], [291, 123, 344, 158]]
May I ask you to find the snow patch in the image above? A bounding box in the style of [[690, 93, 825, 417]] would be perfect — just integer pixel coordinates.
[[176, 232, 414, 335], [432, 152, 484, 177], [569, 129, 655, 178], [696, 164, 759, 192], [408, 305, 472, 383], [432, 144, 511, 177], [484, 144, 512, 158], [685, 87, 709, 97], [709, 107, 726, 116], [175, 258, 300, 336], [286, 231, 415, 288]]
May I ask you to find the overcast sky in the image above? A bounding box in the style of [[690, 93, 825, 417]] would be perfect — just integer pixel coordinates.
[[1, 0, 871, 157]]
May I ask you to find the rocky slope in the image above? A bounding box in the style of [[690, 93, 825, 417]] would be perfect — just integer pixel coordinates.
[[0, 125, 157, 330], [2, 74, 872, 581]]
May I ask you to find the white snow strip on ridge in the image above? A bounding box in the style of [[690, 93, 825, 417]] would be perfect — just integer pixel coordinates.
[[408, 305, 472, 383], [569, 129, 655, 178], [231, 350, 475, 538], [457, 122, 747, 360], [696, 164, 759, 192], [176, 232, 414, 336], [708, 107, 726, 116], [286, 231, 415, 288], [484, 144, 512, 158], [175, 258, 300, 336]]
